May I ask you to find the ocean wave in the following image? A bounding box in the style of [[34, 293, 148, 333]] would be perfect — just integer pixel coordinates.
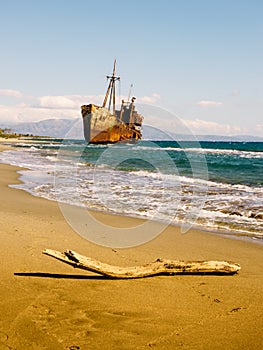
[[1, 142, 262, 239], [129, 145, 263, 158]]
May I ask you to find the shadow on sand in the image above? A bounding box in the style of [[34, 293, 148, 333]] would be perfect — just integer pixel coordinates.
[[14, 272, 115, 280]]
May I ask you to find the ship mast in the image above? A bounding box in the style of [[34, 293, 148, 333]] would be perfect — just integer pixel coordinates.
[[102, 59, 120, 115], [127, 84, 133, 102]]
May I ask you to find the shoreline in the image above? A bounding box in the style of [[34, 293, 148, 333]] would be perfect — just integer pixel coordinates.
[[1, 141, 262, 245], [0, 150, 263, 348], [8, 162, 263, 246]]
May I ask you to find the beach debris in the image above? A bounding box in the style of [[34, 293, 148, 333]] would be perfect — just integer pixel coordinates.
[[43, 249, 241, 278], [214, 298, 221, 303], [230, 307, 242, 313]]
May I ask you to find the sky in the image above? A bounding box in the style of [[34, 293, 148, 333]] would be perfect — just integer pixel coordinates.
[[0, 0, 262, 137]]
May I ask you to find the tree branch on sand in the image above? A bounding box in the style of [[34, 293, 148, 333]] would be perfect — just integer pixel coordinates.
[[43, 249, 241, 279]]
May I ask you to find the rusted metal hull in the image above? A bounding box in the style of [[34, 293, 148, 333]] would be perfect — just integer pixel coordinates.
[[81, 104, 142, 144]]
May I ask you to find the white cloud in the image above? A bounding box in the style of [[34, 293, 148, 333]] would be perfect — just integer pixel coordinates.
[[73, 94, 105, 105], [184, 118, 245, 136], [137, 93, 161, 104], [0, 89, 24, 99], [37, 94, 109, 109], [38, 95, 78, 109], [0, 104, 78, 123], [197, 100, 223, 107]]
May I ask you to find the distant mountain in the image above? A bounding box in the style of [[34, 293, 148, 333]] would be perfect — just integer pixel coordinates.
[[8, 118, 83, 139], [2, 118, 263, 142]]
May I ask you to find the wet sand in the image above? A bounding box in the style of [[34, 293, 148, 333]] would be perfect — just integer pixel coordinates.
[[0, 148, 262, 349]]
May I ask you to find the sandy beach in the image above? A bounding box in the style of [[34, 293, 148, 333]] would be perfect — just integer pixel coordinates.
[[0, 143, 263, 349]]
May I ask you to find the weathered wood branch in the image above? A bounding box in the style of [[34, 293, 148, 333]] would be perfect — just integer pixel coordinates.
[[43, 249, 240, 278]]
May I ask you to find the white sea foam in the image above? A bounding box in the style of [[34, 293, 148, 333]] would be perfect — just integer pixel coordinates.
[[0, 144, 262, 239], [124, 144, 263, 159]]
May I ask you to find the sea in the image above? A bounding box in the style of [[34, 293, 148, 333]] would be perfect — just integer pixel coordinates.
[[0, 138, 262, 243]]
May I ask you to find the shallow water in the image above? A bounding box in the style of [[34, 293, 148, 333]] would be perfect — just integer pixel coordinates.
[[0, 139, 262, 241]]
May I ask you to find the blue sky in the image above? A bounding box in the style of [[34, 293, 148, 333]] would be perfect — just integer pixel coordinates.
[[0, 0, 262, 136]]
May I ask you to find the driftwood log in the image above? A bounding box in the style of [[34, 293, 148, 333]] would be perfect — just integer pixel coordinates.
[[43, 249, 241, 278]]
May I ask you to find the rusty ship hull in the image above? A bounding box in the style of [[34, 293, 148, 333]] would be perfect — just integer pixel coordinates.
[[81, 104, 142, 144]]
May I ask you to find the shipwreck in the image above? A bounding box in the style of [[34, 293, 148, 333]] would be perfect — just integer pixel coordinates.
[[81, 60, 143, 144]]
